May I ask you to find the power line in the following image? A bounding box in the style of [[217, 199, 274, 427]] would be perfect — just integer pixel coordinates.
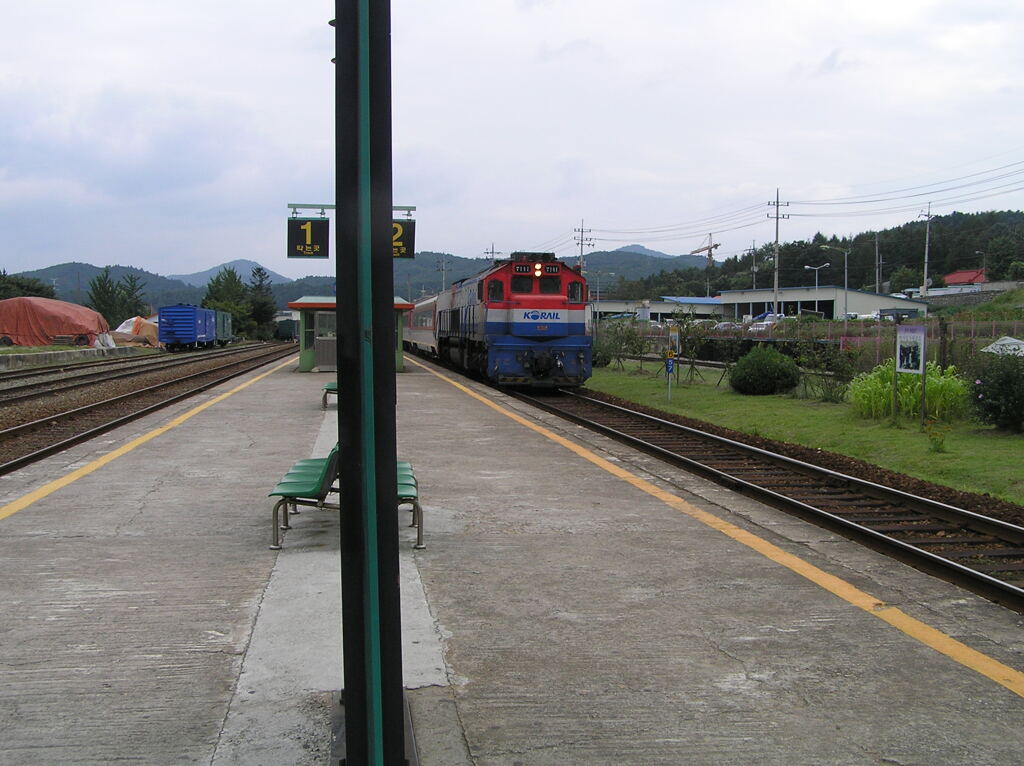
[[792, 164, 1024, 206]]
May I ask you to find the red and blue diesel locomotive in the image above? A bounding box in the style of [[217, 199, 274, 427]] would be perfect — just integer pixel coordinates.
[[404, 252, 592, 386]]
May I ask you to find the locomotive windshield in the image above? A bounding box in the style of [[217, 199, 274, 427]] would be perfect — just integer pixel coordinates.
[[539, 277, 561, 294], [488, 280, 503, 300], [510, 276, 533, 294], [567, 281, 583, 303]]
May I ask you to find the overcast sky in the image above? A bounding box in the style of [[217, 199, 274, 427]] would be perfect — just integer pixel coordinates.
[[3, 1, 1024, 281]]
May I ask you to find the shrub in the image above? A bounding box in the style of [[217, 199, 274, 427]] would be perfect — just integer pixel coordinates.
[[728, 346, 801, 395], [593, 320, 646, 369], [795, 341, 855, 403], [970, 353, 1024, 432], [848, 359, 969, 421]]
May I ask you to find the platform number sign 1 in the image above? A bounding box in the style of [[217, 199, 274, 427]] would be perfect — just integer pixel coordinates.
[[393, 219, 415, 258], [287, 217, 329, 258]]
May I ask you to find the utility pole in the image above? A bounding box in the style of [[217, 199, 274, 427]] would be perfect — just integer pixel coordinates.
[[574, 218, 594, 276], [483, 243, 502, 264], [689, 233, 720, 297], [875, 232, 881, 293], [437, 253, 448, 292], [919, 202, 934, 297], [768, 189, 790, 315], [748, 240, 758, 289]]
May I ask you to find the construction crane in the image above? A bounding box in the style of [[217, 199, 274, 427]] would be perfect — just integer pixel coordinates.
[[690, 234, 720, 297]]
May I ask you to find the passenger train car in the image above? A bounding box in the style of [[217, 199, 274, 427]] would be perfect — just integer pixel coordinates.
[[404, 252, 592, 386]]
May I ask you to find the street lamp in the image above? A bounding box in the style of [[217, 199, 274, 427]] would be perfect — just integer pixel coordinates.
[[803, 262, 829, 314], [820, 244, 851, 322]]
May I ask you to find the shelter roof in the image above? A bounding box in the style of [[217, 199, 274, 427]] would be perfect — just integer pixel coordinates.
[[660, 296, 722, 305], [287, 295, 413, 311]]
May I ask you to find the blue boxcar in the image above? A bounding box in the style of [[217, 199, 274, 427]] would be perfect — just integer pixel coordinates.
[[158, 304, 217, 350]]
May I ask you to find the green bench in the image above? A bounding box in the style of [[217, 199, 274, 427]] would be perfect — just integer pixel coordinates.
[[321, 381, 338, 409], [269, 450, 424, 550], [269, 446, 340, 549]]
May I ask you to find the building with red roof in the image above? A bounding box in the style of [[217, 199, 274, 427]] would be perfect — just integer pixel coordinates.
[[944, 269, 987, 286]]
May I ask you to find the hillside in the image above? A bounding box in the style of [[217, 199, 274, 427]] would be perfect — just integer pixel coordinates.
[[616, 244, 676, 259], [17, 262, 203, 309], [168, 259, 291, 286]]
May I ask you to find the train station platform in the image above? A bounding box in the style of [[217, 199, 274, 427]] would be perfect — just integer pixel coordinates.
[[1, 353, 1022, 764]]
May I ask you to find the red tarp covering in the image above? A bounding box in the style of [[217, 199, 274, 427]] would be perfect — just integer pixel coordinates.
[[0, 297, 110, 347]]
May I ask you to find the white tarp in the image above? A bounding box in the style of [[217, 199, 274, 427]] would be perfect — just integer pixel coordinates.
[[980, 336, 1024, 356]]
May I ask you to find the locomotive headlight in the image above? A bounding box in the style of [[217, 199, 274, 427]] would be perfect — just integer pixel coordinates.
[[534, 263, 542, 276]]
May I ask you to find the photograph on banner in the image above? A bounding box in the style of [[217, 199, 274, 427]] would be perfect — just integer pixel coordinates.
[[896, 325, 926, 374]]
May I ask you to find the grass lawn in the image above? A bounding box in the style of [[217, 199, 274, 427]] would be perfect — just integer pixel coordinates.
[[585, 361, 1024, 507]]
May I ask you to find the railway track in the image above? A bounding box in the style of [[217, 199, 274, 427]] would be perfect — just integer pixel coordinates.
[[0, 343, 297, 475], [0, 345, 269, 406], [513, 388, 1024, 611]]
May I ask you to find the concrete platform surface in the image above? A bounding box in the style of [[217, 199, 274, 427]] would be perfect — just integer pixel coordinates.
[[397, 357, 1024, 766], [0, 352, 1022, 765]]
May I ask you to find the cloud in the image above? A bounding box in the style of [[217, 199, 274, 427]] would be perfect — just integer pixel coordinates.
[[814, 48, 862, 76]]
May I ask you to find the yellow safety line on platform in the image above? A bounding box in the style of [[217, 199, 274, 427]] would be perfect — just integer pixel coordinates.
[[406, 356, 1024, 699], [0, 356, 298, 522]]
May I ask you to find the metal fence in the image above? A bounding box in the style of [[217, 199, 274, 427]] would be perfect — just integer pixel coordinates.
[[632, 318, 1023, 373]]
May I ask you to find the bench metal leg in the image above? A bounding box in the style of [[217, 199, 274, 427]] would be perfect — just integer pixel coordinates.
[[413, 500, 425, 550], [270, 498, 289, 550], [321, 391, 328, 409]]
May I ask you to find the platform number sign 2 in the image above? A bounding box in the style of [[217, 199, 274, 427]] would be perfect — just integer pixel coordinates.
[[393, 219, 415, 259], [287, 218, 329, 258]]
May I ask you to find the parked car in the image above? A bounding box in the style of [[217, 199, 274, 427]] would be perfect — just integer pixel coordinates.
[[748, 315, 795, 333]]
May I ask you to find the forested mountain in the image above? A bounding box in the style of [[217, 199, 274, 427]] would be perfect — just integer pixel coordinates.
[[616, 244, 683, 259], [168, 259, 291, 286], [17, 263, 204, 309]]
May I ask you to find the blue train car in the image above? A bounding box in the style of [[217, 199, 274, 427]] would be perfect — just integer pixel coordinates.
[[158, 304, 217, 350]]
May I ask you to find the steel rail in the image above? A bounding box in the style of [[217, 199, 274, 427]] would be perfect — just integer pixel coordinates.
[[513, 389, 1024, 610], [0, 354, 147, 382], [0, 345, 269, 404], [0, 346, 295, 475]]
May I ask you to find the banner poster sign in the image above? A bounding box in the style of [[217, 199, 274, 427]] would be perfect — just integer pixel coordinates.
[[896, 325, 926, 374], [288, 217, 329, 258], [392, 219, 416, 258]]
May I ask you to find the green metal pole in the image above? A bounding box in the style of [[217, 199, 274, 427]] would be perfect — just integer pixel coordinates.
[[355, 1, 386, 759]]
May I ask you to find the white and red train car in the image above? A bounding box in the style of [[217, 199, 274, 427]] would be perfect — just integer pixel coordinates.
[[404, 252, 592, 387]]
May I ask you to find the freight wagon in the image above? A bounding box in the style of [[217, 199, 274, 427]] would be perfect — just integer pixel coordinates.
[[158, 304, 233, 350]]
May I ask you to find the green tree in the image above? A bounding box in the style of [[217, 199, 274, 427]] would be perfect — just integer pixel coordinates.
[[85, 268, 148, 327], [0, 271, 57, 299], [889, 266, 922, 293], [248, 266, 278, 340], [1005, 261, 1024, 281], [203, 267, 253, 338], [119, 273, 148, 318], [985, 235, 1022, 280]]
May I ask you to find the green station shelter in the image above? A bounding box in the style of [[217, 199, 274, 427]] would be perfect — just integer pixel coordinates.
[[287, 295, 415, 373]]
